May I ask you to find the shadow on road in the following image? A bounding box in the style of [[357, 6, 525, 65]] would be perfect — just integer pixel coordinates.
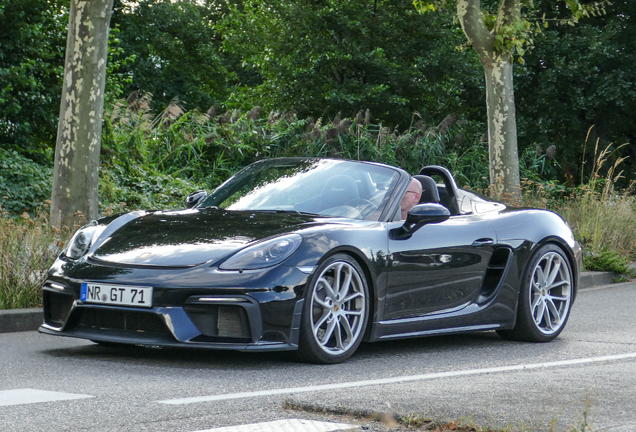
[[38, 331, 510, 370]]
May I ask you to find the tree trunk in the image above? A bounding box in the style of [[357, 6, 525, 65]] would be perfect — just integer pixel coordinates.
[[456, 0, 521, 204], [50, 0, 114, 229], [484, 56, 520, 202]]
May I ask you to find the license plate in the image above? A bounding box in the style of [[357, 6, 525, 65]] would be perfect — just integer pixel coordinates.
[[81, 283, 153, 308]]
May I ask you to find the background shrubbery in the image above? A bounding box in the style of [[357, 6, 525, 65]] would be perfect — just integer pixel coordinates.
[[0, 149, 53, 215]]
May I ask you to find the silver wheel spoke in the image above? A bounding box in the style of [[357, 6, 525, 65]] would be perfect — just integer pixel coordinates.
[[546, 256, 561, 286], [530, 295, 541, 311], [543, 307, 554, 331], [333, 263, 343, 296], [314, 296, 331, 309], [536, 267, 546, 287], [334, 320, 344, 350], [548, 293, 568, 302], [543, 254, 554, 281], [545, 298, 560, 328], [343, 309, 363, 316], [320, 318, 337, 346], [547, 280, 570, 290], [339, 316, 353, 341], [338, 268, 353, 300], [534, 299, 546, 326], [343, 292, 363, 303], [314, 311, 331, 331], [318, 277, 337, 301]]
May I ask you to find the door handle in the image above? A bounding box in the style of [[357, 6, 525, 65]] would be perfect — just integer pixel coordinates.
[[471, 238, 494, 247]]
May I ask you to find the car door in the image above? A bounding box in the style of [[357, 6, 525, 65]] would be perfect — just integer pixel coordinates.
[[384, 214, 498, 320]]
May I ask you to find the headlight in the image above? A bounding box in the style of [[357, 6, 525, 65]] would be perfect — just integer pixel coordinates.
[[219, 234, 302, 270], [64, 221, 100, 260]]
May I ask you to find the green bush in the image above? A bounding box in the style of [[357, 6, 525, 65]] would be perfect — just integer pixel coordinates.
[[584, 248, 631, 274], [0, 148, 53, 215]]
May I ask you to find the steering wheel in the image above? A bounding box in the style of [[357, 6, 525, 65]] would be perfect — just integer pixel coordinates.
[[344, 198, 378, 217]]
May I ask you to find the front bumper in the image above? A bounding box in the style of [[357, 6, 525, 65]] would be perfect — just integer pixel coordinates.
[[39, 260, 311, 351]]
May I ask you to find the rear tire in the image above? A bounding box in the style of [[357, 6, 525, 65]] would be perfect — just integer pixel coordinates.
[[296, 254, 369, 364], [497, 244, 573, 342]]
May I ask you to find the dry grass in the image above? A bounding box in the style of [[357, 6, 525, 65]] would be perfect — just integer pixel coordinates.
[[557, 191, 636, 256], [522, 131, 636, 259], [0, 203, 70, 310]]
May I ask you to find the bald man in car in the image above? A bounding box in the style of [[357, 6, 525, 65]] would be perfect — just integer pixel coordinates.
[[400, 178, 422, 220]]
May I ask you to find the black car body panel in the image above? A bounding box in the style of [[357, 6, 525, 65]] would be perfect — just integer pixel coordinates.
[[40, 158, 581, 358]]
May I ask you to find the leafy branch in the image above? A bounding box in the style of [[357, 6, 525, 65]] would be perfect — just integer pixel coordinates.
[[414, 0, 608, 63]]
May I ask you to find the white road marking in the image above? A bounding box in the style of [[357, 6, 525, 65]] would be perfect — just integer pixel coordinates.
[[0, 389, 93, 407], [194, 419, 358, 432], [603, 425, 636, 432], [158, 352, 636, 405]]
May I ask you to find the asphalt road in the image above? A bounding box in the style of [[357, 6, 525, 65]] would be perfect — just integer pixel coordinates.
[[1, 282, 635, 432]]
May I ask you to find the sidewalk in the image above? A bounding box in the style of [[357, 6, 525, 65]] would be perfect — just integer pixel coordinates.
[[0, 270, 628, 334]]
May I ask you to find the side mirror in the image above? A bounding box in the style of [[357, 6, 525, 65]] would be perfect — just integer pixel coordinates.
[[185, 190, 207, 208], [406, 203, 450, 227], [391, 203, 450, 240]]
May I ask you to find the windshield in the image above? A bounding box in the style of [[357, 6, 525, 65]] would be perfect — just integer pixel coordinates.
[[199, 159, 401, 221]]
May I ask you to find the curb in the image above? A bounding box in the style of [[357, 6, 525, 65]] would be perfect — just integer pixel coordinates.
[[578, 271, 616, 289], [0, 308, 43, 334], [0, 271, 626, 334]]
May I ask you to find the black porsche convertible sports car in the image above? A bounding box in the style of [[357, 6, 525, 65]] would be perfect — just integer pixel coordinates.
[[40, 158, 581, 363]]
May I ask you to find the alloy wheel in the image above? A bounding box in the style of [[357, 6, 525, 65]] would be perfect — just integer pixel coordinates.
[[529, 251, 572, 335], [310, 261, 366, 355]]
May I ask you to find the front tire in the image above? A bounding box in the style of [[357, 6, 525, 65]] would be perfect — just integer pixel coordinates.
[[297, 254, 369, 364], [498, 244, 573, 342]]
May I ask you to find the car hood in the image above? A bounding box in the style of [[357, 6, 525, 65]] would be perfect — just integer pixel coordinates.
[[90, 209, 324, 268]]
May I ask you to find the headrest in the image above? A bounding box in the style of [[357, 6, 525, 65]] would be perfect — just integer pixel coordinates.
[[413, 175, 440, 204]]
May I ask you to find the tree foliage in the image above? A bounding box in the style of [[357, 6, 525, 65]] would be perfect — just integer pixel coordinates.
[[515, 0, 636, 184], [223, 0, 484, 126], [110, 0, 244, 112], [0, 0, 67, 162]]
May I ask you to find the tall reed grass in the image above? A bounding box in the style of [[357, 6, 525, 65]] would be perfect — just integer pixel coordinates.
[[101, 93, 486, 192], [0, 204, 70, 310]]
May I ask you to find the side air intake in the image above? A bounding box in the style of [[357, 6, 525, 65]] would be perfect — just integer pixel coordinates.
[[478, 247, 512, 303]]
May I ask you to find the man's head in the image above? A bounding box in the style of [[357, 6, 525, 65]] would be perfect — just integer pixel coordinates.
[[400, 178, 422, 219]]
